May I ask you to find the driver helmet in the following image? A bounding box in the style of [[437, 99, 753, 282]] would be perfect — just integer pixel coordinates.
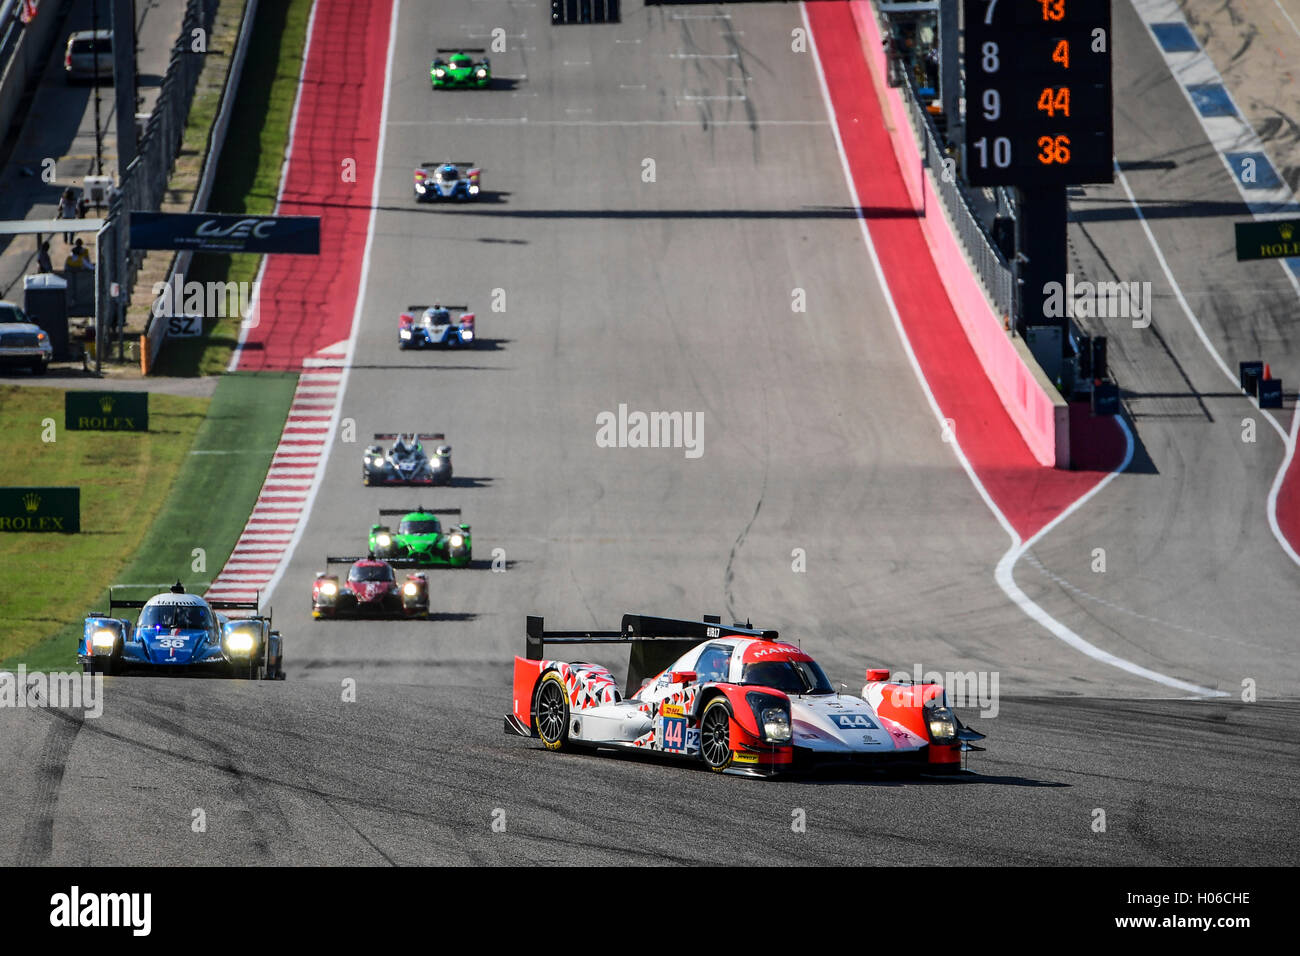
[[435, 444, 452, 458]]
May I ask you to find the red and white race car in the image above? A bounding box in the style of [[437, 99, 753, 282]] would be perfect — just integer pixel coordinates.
[[312, 555, 429, 619], [504, 614, 985, 776]]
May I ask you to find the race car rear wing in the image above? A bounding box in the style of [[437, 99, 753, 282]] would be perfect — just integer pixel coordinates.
[[435, 47, 486, 53], [417, 164, 476, 172], [524, 614, 778, 696], [100, 588, 263, 618], [372, 432, 446, 442], [378, 507, 461, 518], [405, 304, 469, 312]]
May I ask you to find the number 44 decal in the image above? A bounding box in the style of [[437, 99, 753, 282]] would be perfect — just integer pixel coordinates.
[[662, 717, 687, 752]]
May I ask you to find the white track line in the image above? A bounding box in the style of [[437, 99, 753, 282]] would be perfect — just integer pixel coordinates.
[[1114, 163, 1300, 568], [801, 3, 1225, 697]]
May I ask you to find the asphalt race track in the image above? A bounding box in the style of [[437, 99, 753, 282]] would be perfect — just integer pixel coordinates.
[[2, 1, 1298, 866]]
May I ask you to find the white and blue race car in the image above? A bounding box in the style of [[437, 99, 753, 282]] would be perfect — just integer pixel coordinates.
[[398, 303, 476, 349], [79, 582, 285, 679], [413, 161, 481, 202]]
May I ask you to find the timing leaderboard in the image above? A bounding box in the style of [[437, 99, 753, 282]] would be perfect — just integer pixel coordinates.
[[963, 0, 1114, 186]]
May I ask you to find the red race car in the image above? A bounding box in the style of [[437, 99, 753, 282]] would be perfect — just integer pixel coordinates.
[[505, 614, 985, 777], [312, 555, 429, 619]]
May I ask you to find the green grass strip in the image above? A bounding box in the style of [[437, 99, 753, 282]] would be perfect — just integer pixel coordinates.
[[0, 386, 209, 663]]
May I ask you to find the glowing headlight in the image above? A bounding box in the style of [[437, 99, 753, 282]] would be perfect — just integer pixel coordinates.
[[461, 330, 474, 341], [434, 68, 445, 76], [403, 582, 418, 597], [226, 631, 255, 654], [319, 581, 338, 596], [376, 533, 392, 547], [449, 533, 464, 548], [91, 629, 116, 649], [476, 68, 487, 77], [762, 708, 792, 743], [400, 330, 411, 338], [925, 705, 957, 743], [468, 185, 479, 194]]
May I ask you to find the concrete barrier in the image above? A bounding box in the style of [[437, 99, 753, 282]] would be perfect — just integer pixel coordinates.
[[846, 1, 1064, 467]]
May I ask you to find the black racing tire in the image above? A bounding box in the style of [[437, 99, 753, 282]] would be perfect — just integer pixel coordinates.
[[534, 671, 570, 751], [699, 698, 734, 773], [31, 361, 48, 375], [88, 657, 114, 676]]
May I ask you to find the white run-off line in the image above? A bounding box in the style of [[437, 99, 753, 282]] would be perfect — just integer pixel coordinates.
[[802, 3, 1225, 698], [1127, 0, 1300, 569], [203, 351, 344, 602]]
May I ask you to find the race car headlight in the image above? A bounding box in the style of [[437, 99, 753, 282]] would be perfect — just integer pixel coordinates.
[[434, 68, 445, 76], [925, 704, 958, 744], [376, 533, 392, 547], [461, 329, 474, 340], [403, 582, 419, 597], [476, 68, 487, 77], [91, 629, 117, 650], [746, 692, 792, 744], [400, 330, 412, 338], [319, 581, 338, 596], [448, 533, 464, 548], [468, 185, 479, 194], [762, 708, 792, 743], [226, 631, 255, 655]]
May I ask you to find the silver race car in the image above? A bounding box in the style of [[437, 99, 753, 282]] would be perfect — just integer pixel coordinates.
[[361, 433, 453, 486]]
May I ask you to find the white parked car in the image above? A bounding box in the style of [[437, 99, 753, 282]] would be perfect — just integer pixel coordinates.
[[64, 30, 113, 83], [0, 302, 52, 375]]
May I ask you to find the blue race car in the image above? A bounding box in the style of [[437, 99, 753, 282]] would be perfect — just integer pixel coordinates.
[[413, 162, 481, 202], [79, 582, 286, 679], [398, 303, 476, 348]]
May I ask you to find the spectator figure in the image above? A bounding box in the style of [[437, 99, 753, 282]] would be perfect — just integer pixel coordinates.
[[36, 240, 53, 274], [58, 188, 78, 243], [76, 195, 91, 219], [65, 238, 93, 272]]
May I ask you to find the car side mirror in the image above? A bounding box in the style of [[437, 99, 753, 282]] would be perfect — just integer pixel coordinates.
[[670, 670, 697, 684]]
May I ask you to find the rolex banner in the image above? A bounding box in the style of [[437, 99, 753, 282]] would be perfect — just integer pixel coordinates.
[[1235, 218, 1300, 262], [65, 391, 148, 431], [0, 488, 80, 533]]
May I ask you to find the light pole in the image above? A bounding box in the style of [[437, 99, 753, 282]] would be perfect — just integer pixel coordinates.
[[92, 0, 104, 177]]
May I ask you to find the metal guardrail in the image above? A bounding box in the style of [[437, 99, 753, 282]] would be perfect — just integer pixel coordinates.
[[894, 63, 1015, 323], [95, 0, 218, 369]]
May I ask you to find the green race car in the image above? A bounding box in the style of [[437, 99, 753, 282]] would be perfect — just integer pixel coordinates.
[[431, 48, 491, 89], [370, 507, 472, 568]]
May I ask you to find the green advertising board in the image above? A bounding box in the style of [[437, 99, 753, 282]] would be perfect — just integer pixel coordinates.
[[1235, 219, 1300, 262], [0, 487, 80, 533], [65, 391, 149, 431]]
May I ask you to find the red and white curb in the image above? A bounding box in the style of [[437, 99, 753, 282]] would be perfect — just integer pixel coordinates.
[[203, 343, 346, 604]]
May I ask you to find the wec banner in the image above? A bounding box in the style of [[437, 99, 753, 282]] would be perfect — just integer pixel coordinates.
[[129, 212, 321, 254], [65, 391, 148, 431], [0, 487, 80, 533]]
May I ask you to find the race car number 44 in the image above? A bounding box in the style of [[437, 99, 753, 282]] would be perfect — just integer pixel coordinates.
[[662, 718, 687, 752]]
